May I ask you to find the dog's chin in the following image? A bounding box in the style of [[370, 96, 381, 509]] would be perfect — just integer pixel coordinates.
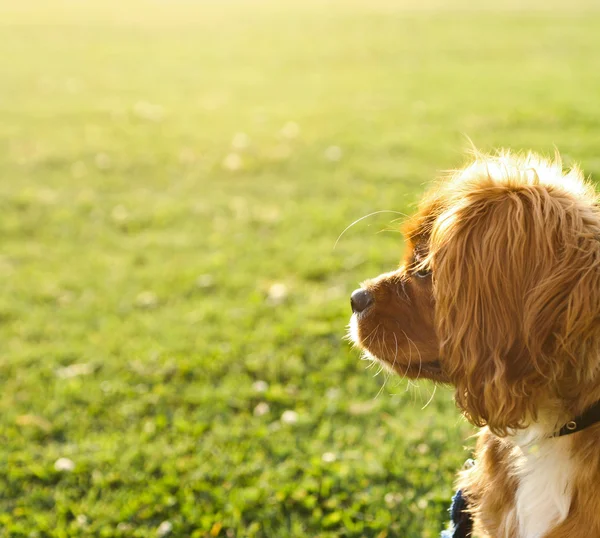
[[349, 315, 446, 382]]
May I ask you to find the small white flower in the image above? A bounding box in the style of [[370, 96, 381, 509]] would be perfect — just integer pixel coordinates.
[[54, 458, 75, 472], [253, 402, 270, 416], [322, 452, 337, 463], [144, 421, 156, 434], [111, 205, 129, 223], [281, 410, 298, 424], [231, 132, 250, 150], [222, 153, 242, 171], [324, 145, 342, 162], [178, 147, 196, 164], [267, 283, 288, 305], [156, 521, 173, 537], [412, 100, 427, 113], [35, 188, 58, 205], [133, 101, 165, 122], [65, 78, 83, 94], [280, 122, 300, 139], [196, 274, 215, 289], [326, 388, 340, 400], [100, 381, 112, 393], [56, 363, 94, 379], [384, 492, 403, 506], [135, 291, 158, 309], [95, 153, 111, 170], [252, 380, 269, 393]]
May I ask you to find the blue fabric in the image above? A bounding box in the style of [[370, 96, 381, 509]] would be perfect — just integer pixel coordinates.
[[441, 489, 472, 538]]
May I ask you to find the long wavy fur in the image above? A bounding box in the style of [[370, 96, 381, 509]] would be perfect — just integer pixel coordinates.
[[428, 152, 600, 435]]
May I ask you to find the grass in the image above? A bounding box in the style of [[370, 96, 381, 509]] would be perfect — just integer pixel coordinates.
[[1, 0, 600, 536]]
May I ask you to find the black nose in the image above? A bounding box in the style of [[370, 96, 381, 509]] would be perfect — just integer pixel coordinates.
[[350, 288, 373, 313]]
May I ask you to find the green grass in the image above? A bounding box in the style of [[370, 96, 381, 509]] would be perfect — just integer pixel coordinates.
[[2, 0, 600, 536]]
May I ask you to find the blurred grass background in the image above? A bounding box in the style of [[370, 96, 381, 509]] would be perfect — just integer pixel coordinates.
[[2, 0, 600, 536]]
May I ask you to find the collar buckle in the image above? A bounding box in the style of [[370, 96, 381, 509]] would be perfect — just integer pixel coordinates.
[[555, 400, 600, 438]]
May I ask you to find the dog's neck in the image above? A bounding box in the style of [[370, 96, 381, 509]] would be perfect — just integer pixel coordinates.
[[508, 412, 564, 447], [506, 386, 600, 445], [502, 410, 576, 538]]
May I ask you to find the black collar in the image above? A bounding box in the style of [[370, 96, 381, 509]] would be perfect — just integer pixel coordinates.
[[555, 400, 600, 437]]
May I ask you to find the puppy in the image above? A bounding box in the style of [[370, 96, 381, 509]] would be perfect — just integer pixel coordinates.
[[349, 151, 600, 537]]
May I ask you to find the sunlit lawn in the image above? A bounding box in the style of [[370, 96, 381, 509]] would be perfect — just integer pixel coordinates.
[[1, 0, 600, 536]]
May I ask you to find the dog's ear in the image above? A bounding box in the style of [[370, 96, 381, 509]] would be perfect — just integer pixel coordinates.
[[431, 182, 600, 435]]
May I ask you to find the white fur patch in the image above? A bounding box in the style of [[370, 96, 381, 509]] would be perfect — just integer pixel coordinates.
[[512, 430, 573, 538], [349, 314, 359, 344]]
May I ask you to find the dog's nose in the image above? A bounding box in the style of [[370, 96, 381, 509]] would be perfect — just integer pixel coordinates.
[[350, 288, 373, 313]]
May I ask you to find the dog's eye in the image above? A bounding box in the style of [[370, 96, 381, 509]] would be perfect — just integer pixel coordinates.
[[414, 267, 431, 278]]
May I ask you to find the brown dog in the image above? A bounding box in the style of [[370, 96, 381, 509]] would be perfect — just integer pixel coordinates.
[[349, 151, 600, 537]]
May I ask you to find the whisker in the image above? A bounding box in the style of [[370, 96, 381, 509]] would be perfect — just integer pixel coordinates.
[[373, 328, 386, 378], [374, 330, 398, 399], [421, 384, 437, 410], [399, 330, 413, 380], [404, 332, 423, 381], [365, 324, 381, 347], [375, 229, 403, 236], [333, 210, 409, 250], [400, 279, 410, 302]]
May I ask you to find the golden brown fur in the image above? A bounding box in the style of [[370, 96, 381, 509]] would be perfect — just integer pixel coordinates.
[[350, 151, 600, 537]]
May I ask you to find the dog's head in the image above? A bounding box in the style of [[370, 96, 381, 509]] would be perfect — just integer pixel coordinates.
[[350, 152, 600, 434]]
